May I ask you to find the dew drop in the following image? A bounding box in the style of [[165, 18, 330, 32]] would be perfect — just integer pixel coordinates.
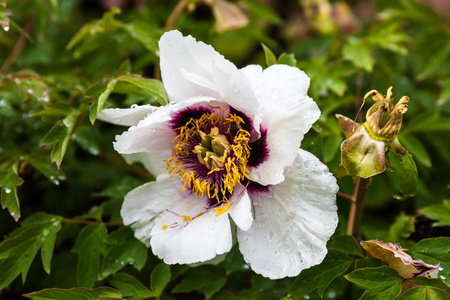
[[131, 104, 138, 108], [439, 266, 444, 271], [27, 89, 33, 94], [4, 187, 11, 194], [42, 229, 49, 236], [2, 24, 9, 31], [208, 224, 215, 230], [440, 274, 447, 280]]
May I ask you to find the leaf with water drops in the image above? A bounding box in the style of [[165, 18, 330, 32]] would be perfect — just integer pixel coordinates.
[[0, 166, 23, 221], [99, 226, 147, 279], [0, 213, 62, 289], [72, 223, 108, 288], [408, 237, 450, 285], [22, 153, 66, 185]]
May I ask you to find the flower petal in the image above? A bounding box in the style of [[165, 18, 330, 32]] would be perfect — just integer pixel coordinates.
[[250, 94, 320, 185], [98, 105, 156, 126], [238, 149, 338, 279], [151, 202, 233, 264], [121, 174, 185, 246], [240, 64, 320, 185], [159, 30, 235, 102], [228, 190, 253, 231]]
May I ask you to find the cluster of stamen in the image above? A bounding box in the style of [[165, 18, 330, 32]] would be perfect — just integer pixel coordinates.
[[363, 86, 409, 141], [164, 109, 251, 206]]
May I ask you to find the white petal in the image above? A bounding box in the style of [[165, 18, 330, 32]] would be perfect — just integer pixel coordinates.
[[251, 94, 320, 186], [151, 202, 233, 264], [121, 174, 184, 246], [238, 149, 338, 279], [98, 105, 156, 126], [159, 30, 236, 103], [228, 191, 253, 231]]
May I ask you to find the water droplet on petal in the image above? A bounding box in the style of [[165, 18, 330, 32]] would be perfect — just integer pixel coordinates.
[[131, 104, 138, 108], [208, 224, 215, 230]]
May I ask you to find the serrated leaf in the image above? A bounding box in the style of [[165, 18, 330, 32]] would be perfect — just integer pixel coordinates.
[[72, 223, 108, 288], [261, 43, 277, 66], [285, 250, 353, 299], [0, 214, 63, 289], [109, 273, 154, 299], [345, 266, 403, 300], [100, 227, 147, 279], [328, 235, 364, 257], [277, 53, 297, 67], [421, 201, 450, 227], [23, 287, 122, 300], [394, 153, 418, 200], [0, 167, 24, 221], [151, 263, 171, 298]]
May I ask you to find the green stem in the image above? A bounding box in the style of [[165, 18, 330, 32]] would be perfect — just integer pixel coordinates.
[[346, 177, 369, 240]]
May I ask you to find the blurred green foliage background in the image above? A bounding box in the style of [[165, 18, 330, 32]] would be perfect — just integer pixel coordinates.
[[0, 0, 449, 299]]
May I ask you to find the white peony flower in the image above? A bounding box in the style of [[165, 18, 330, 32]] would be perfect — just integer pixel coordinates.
[[99, 30, 339, 279]]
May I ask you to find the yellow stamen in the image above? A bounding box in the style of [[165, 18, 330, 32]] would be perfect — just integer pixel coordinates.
[[162, 225, 168, 230], [214, 200, 230, 216]]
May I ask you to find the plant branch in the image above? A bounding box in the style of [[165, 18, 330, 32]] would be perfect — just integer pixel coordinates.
[[346, 177, 369, 240], [0, 12, 34, 74], [165, 0, 189, 30]]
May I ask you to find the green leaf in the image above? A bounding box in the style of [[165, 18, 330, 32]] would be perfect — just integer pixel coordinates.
[[151, 263, 171, 299], [398, 134, 432, 167], [41, 121, 68, 146], [0, 167, 24, 221], [117, 75, 168, 106], [421, 201, 450, 227], [405, 277, 450, 297], [22, 154, 66, 185], [89, 79, 118, 124], [172, 265, 224, 294], [0, 213, 62, 289], [109, 273, 154, 299], [394, 153, 418, 200], [72, 223, 108, 288], [204, 278, 226, 299], [328, 235, 365, 257], [345, 266, 403, 300], [261, 43, 277, 66], [23, 287, 122, 300], [285, 250, 353, 299], [124, 21, 159, 53], [408, 237, 450, 278], [0, 4, 11, 31], [100, 227, 148, 279], [277, 53, 297, 67], [343, 38, 373, 72]]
